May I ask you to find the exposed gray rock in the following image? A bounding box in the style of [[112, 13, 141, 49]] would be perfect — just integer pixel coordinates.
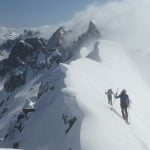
[[4, 67, 26, 92], [0, 37, 48, 77], [69, 20, 102, 58], [48, 26, 71, 62], [87, 41, 101, 62]]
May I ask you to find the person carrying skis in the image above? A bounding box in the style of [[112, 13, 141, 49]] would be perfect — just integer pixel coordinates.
[[105, 89, 114, 106], [115, 89, 130, 122]]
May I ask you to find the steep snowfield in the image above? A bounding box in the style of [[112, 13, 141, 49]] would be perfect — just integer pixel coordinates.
[[1, 24, 150, 150], [1, 38, 150, 150], [1, 0, 150, 149], [18, 69, 82, 150], [62, 40, 150, 150], [0, 67, 81, 149]]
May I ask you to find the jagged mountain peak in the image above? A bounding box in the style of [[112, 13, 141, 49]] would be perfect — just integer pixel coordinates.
[[56, 26, 66, 33], [48, 26, 68, 50], [69, 20, 101, 58], [88, 20, 96, 30], [87, 20, 101, 39], [79, 20, 101, 42]]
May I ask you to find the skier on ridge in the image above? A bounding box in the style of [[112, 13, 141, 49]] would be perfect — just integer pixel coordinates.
[[115, 89, 130, 123], [105, 89, 114, 106]]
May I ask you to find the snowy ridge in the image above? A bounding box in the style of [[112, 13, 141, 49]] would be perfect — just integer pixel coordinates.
[[62, 40, 150, 150], [0, 4, 150, 148], [0, 36, 150, 149], [0, 21, 100, 149], [1, 32, 150, 150]]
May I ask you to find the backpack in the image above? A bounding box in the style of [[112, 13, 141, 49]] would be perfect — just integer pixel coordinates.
[[120, 94, 129, 105]]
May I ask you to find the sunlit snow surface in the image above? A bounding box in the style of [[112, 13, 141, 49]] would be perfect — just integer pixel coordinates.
[[1, 39, 149, 150], [62, 40, 150, 150], [1, 37, 150, 149]]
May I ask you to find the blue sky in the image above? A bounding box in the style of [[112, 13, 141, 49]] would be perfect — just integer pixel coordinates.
[[0, 0, 107, 27]]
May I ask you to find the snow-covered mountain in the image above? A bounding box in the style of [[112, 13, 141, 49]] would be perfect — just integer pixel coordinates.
[[0, 27, 20, 45], [0, 21, 101, 149], [1, 0, 150, 149]]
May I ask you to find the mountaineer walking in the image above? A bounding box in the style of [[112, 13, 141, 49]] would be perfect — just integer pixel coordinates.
[[115, 89, 130, 123], [105, 89, 114, 106]]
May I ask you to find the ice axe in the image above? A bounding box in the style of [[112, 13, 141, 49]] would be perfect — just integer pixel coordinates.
[[112, 88, 119, 106]]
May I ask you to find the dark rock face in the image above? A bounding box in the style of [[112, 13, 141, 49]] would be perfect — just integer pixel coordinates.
[[48, 27, 73, 62], [0, 37, 49, 92], [9, 38, 47, 66], [0, 59, 10, 76], [9, 41, 34, 67], [25, 38, 47, 52], [4, 68, 26, 92], [46, 49, 62, 69], [0, 37, 48, 77], [0, 39, 16, 51], [1, 37, 48, 92], [87, 20, 101, 39], [48, 27, 67, 50]]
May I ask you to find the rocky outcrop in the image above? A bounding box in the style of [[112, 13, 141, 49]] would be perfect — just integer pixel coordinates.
[[69, 20, 102, 58], [87, 41, 101, 62], [9, 38, 47, 65], [48, 26, 67, 50], [0, 37, 48, 76], [48, 26, 72, 62], [4, 67, 26, 92], [0, 39, 16, 51]]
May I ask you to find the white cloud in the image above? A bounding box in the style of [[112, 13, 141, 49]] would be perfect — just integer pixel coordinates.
[[66, 0, 150, 51], [1, 0, 150, 52]]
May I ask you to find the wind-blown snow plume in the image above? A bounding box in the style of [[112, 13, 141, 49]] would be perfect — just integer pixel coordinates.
[[67, 0, 150, 51]]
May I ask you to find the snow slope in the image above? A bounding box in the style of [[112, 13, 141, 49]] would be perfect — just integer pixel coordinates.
[[2, 39, 150, 150], [1, 36, 150, 150], [1, 35, 150, 150], [18, 68, 82, 150], [1, 18, 150, 150], [62, 40, 150, 150]]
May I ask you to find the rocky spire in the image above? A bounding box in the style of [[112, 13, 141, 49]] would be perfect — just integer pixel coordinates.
[[87, 20, 102, 39], [47, 26, 67, 50]]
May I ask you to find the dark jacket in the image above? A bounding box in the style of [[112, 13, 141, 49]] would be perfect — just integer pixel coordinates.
[[116, 93, 129, 107]]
